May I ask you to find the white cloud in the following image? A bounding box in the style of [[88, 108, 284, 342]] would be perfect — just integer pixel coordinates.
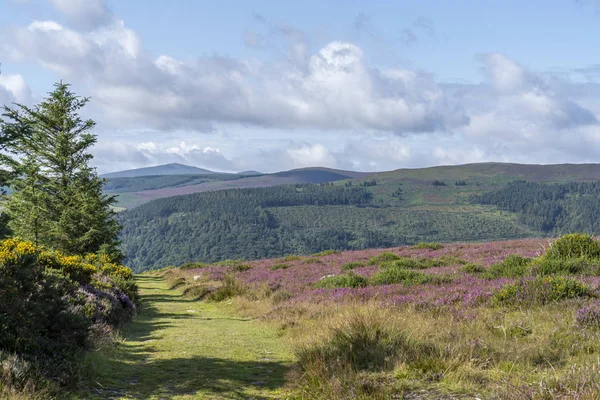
[[0, 74, 32, 104], [1, 20, 467, 133], [50, 0, 112, 30]]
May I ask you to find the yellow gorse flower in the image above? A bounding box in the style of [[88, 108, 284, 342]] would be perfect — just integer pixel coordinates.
[[0, 238, 133, 282]]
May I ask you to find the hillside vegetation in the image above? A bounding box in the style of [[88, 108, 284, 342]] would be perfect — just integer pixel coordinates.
[[147, 234, 600, 399], [119, 162, 600, 271]]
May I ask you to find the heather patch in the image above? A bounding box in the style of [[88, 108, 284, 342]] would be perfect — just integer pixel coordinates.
[[576, 301, 600, 328]]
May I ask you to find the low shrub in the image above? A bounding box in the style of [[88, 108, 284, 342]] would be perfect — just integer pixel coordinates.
[[492, 276, 591, 307], [182, 285, 213, 300], [530, 257, 592, 276], [272, 290, 293, 304], [367, 252, 400, 265], [460, 263, 485, 274], [341, 261, 364, 270], [577, 301, 600, 328], [412, 242, 444, 250], [301, 258, 323, 265], [314, 272, 368, 289], [486, 254, 532, 278], [271, 263, 290, 271], [215, 259, 245, 267], [229, 263, 253, 272], [369, 267, 434, 286], [280, 255, 302, 262], [179, 261, 208, 270], [545, 233, 600, 260], [381, 258, 435, 270], [207, 275, 246, 302], [312, 250, 340, 257]]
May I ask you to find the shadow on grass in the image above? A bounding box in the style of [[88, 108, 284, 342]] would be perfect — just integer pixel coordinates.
[[89, 355, 289, 399], [79, 274, 290, 399]]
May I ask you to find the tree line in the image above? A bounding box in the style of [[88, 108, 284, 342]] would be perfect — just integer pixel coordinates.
[[472, 180, 600, 234]]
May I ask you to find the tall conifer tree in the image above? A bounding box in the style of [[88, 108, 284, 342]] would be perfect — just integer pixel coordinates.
[[0, 82, 121, 256]]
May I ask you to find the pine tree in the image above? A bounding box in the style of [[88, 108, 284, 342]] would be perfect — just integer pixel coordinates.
[[1, 82, 121, 256]]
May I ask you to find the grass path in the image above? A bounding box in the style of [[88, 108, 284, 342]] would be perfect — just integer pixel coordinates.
[[79, 275, 294, 399]]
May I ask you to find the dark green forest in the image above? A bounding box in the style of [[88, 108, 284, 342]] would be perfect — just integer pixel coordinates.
[[119, 182, 536, 271], [473, 181, 600, 234]]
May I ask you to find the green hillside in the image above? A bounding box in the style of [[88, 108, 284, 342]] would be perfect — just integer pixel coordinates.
[[117, 162, 600, 271]]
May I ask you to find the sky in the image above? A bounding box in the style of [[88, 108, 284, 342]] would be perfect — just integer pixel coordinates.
[[1, 0, 600, 174]]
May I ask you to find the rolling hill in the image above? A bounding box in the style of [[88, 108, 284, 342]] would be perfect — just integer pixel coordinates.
[[107, 167, 372, 209], [101, 163, 216, 178], [117, 162, 600, 271]]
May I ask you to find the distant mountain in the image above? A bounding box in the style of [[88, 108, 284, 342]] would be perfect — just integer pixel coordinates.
[[111, 167, 370, 209], [236, 171, 263, 176], [101, 163, 215, 179]]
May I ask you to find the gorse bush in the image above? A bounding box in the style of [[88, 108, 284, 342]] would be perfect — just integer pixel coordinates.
[[367, 252, 400, 265], [486, 254, 532, 278], [369, 267, 435, 286], [460, 263, 485, 274], [0, 239, 137, 393], [492, 276, 591, 307], [314, 272, 368, 289], [341, 261, 364, 270], [412, 242, 444, 250], [545, 233, 600, 260]]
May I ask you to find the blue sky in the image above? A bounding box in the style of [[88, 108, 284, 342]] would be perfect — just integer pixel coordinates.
[[1, 0, 600, 173]]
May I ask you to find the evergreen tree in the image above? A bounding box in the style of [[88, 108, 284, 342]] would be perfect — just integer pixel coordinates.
[[0, 82, 121, 255]]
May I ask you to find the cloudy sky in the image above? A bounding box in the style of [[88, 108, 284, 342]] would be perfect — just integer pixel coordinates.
[[1, 0, 600, 173]]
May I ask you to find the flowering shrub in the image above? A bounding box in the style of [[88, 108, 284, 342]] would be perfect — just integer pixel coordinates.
[[0, 239, 138, 392], [492, 276, 591, 307], [545, 233, 600, 260], [576, 301, 600, 328]]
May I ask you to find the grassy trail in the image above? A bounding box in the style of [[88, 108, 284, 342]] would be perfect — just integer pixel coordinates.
[[79, 275, 294, 399]]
